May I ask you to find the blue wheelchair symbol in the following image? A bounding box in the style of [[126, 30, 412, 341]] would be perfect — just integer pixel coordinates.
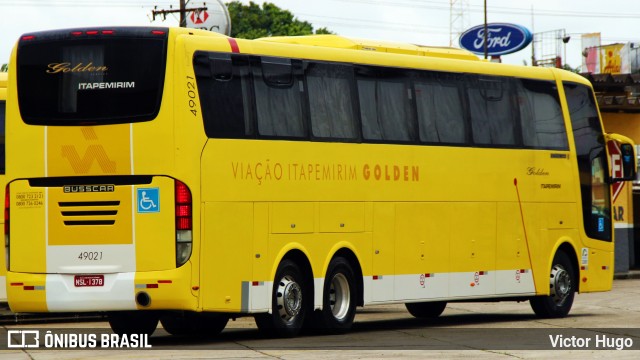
[[137, 188, 160, 213]]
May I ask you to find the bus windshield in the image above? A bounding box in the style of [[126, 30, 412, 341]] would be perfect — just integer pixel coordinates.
[[16, 27, 168, 125]]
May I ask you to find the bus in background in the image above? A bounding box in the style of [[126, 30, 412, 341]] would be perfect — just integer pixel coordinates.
[[4, 27, 637, 337], [0, 71, 7, 302]]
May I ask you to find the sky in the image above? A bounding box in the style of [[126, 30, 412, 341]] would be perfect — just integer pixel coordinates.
[[1, 0, 640, 70]]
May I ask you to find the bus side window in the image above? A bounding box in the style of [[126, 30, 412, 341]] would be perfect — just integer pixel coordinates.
[[357, 66, 415, 143], [413, 72, 467, 144], [193, 52, 253, 138], [253, 57, 306, 138], [305, 62, 358, 141], [467, 76, 517, 146], [516, 79, 568, 150]]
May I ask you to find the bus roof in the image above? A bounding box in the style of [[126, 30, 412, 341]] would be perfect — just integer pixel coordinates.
[[258, 35, 480, 61]]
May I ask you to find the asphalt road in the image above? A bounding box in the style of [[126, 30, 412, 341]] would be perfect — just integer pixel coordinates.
[[1, 278, 640, 359]]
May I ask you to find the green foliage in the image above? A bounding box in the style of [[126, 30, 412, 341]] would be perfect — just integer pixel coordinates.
[[1, 63, 7, 72], [561, 63, 580, 73], [226, 1, 333, 39]]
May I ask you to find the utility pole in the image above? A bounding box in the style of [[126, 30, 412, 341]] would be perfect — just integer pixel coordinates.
[[151, 0, 208, 27]]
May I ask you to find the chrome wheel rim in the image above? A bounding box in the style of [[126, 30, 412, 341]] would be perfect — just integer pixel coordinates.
[[276, 275, 302, 323], [550, 264, 572, 306], [329, 273, 350, 320]]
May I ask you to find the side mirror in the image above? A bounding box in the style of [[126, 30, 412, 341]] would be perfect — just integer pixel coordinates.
[[606, 134, 638, 182]]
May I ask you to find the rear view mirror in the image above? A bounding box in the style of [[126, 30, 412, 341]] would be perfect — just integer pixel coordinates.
[[606, 134, 638, 182]]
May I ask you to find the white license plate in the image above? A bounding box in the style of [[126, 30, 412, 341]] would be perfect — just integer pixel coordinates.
[[74, 275, 104, 287]]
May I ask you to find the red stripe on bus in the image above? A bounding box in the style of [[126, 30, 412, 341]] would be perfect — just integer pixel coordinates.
[[228, 38, 240, 53]]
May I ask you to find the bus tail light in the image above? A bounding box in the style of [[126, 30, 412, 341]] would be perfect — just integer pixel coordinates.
[[4, 185, 9, 271], [175, 180, 192, 267]]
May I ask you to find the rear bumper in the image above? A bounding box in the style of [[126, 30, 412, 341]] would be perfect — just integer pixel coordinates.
[[7, 264, 197, 313]]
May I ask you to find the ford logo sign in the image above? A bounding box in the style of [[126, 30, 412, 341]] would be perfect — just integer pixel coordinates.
[[459, 23, 532, 56]]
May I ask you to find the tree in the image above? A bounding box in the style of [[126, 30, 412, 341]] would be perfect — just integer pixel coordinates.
[[226, 1, 333, 39]]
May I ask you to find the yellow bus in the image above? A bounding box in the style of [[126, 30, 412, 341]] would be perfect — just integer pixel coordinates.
[[5, 27, 637, 337], [0, 71, 6, 302]]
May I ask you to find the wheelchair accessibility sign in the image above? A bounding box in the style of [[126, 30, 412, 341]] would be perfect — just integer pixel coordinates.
[[137, 188, 160, 213]]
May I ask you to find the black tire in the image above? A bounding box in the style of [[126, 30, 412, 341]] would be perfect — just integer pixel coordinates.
[[405, 301, 447, 318], [530, 251, 576, 318], [255, 259, 309, 338], [108, 311, 159, 336], [160, 312, 228, 336], [313, 257, 357, 333]]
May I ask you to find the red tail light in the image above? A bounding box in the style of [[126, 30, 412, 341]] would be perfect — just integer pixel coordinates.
[[175, 180, 192, 230], [175, 180, 192, 267]]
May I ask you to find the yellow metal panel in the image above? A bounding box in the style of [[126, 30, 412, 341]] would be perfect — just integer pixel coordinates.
[[7, 273, 48, 312], [47, 125, 131, 176], [449, 203, 497, 273], [395, 203, 451, 275], [200, 202, 253, 312], [581, 248, 614, 292], [496, 202, 531, 271], [251, 203, 270, 282], [318, 202, 365, 233], [271, 202, 315, 234], [47, 186, 132, 246], [371, 203, 395, 276], [8, 181, 46, 273], [134, 177, 177, 271]]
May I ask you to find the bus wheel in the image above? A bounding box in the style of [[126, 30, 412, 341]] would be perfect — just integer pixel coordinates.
[[314, 257, 356, 333], [405, 301, 447, 318], [108, 311, 159, 336], [255, 259, 308, 337], [530, 251, 576, 318], [160, 312, 228, 336]]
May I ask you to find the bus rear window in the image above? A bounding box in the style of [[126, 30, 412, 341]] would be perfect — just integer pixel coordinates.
[[16, 28, 168, 125]]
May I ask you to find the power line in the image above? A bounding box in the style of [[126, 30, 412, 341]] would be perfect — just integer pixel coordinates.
[[151, 0, 207, 27], [331, 0, 640, 20]]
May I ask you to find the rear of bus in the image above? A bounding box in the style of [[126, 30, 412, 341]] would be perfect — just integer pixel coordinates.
[[5, 27, 205, 332], [0, 71, 7, 301]]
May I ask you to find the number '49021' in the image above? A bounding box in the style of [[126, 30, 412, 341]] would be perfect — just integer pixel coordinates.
[[187, 76, 198, 116], [78, 252, 102, 261]]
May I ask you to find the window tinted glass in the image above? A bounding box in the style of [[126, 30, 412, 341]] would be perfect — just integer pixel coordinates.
[[194, 52, 253, 138], [468, 76, 517, 146], [306, 62, 357, 139], [254, 57, 305, 138], [414, 73, 466, 144], [357, 68, 414, 142], [17, 28, 168, 125], [516, 79, 568, 150], [564, 82, 611, 241]]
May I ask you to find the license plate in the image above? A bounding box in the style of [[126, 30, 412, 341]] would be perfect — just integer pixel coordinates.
[[74, 275, 104, 287]]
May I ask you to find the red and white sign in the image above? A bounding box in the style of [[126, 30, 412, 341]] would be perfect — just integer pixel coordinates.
[[190, 9, 208, 25], [185, 1, 231, 35], [607, 140, 625, 202]]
